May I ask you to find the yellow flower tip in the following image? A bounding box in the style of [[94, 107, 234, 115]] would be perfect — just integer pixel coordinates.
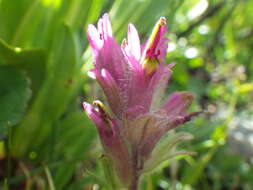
[[121, 38, 127, 48], [93, 100, 104, 107], [93, 100, 113, 131], [93, 100, 107, 114], [159, 17, 166, 26], [93, 100, 112, 120]]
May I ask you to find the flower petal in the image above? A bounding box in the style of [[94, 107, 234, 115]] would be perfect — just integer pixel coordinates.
[[139, 112, 201, 158], [125, 69, 151, 117], [87, 14, 128, 83], [124, 65, 172, 117], [156, 25, 168, 62], [90, 68, 124, 118], [97, 13, 113, 40], [160, 92, 194, 117], [128, 23, 141, 60], [149, 65, 172, 111], [141, 17, 168, 62], [87, 24, 103, 55], [83, 102, 105, 129]]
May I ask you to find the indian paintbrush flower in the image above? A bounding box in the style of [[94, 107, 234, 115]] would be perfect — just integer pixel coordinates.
[[83, 13, 200, 189]]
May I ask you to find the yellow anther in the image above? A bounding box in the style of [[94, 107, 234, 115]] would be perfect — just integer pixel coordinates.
[[93, 100, 112, 120], [93, 100, 113, 133], [142, 58, 159, 74], [93, 100, 106, 113], [159, 17, 166, 26]]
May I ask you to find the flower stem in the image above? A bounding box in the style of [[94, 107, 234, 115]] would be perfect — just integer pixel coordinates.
[[130, 175, 139, 190], [130, 148, 140, 190]]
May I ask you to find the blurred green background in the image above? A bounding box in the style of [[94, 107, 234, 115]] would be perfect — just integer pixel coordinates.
[[0, 0, 253, 189]]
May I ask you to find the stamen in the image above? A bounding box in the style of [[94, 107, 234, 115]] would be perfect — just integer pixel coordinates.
[[159, 17, 166, 26], [121, 38, 127, 48], [93, 100, 108, 117], [93, 100, 113, 131]]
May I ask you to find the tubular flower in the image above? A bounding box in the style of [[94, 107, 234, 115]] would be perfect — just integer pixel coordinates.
[[83, 13, 200, 188]]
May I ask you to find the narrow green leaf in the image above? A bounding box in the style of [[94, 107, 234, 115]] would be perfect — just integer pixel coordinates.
[[53, 111, 96, 189], [181, 148, 216, 185], [44, 166, 56, 190]]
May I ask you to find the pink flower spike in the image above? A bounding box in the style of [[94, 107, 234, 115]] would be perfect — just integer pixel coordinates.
[[83, 13, 201, 188]]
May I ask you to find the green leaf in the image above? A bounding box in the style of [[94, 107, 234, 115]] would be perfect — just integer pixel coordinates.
[[0, 65, 31, 139], [0, 39, 47, 97], [181, 147, 217, 185], [100, 155, 121, 189], [0, 0, 33, 42], [67, 176, 95, 190], [172, 61, 189, 85], [53, 111, 96, 189], [10, 0, 47, 47], [12, 25, 77, 157]]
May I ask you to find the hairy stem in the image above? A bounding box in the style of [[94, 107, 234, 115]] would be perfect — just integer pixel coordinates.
[[130, 148, 140, 190], [130, 176, 139, 190]]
